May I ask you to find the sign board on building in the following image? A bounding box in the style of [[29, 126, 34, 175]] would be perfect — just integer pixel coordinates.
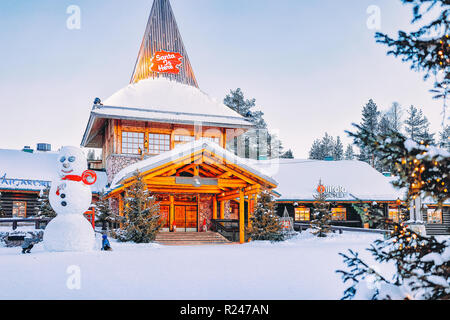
[[0, 173, 50, 190], [317, 184, 348, 199], [150, 51, 183, 74]]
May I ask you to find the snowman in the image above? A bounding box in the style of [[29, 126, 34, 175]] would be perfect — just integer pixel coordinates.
[[43, 146, 97, 252]]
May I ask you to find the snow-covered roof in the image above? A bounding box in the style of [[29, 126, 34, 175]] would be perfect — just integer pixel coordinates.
[[251, 159, 404, 202], [0, 149, 108, 193], [81, 78, 253, 148], [110, 139, 277, 190]]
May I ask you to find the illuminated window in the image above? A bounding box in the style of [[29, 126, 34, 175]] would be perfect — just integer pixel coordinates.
[[331, 206, 346, 221], [149, 133, 170, 154], [13, 201, 26, 218], [427, 209, 443, 224], [174, 135, 194, 146], [295, 207, 310, 221], [122, 131, 144, 154], [203, 137, 220, 144], [388, 207, 400, 223]]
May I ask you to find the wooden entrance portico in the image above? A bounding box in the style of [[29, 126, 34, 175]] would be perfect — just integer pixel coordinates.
[[108, 141, 278, 243]]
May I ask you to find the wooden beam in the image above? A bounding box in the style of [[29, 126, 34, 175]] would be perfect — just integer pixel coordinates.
[[169, 195, 174, 231], [203, 156, 257, 185], [213, 195, 217, 220], [220, 200, 225, 219], [239, 189, 245, 244]]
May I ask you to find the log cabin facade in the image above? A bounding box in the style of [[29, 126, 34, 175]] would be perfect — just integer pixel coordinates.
[[79, 0, 277, 243]]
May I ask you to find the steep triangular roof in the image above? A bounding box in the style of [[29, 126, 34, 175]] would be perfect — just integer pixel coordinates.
[[130, 0, 198, 87]]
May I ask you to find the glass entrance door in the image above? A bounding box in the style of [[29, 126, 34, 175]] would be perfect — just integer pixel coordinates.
[[175, 205, 198, 232]]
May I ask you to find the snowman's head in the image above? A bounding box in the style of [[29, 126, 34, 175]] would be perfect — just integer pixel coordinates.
[[57, 146, 87, 178]]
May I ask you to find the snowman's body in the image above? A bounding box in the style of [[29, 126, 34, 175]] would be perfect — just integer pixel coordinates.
[[43, 146, 96, 252]]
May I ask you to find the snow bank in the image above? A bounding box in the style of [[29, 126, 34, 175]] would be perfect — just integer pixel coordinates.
[[0, 231, 385, 300]]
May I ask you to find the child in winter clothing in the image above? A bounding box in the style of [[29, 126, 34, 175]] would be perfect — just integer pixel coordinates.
[[21, 236, 37, 254], [101, 234, 112, 251]]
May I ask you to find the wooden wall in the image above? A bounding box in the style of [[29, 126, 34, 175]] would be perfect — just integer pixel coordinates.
[[423, 207, 450, 235], [0, 191, 39, 218], [104, 119, 227, 160]]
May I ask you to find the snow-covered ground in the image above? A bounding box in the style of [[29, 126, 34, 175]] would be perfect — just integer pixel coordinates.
[[0, 231, 394, 300]]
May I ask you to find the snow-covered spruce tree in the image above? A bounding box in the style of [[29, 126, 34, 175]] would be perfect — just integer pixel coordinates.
[[439, 125, 450, 152], [375, 0, 449, 100], [311, 181, 332, 237], [404, 105, 435, 144], [115, 170, 162, 243], [333, 136, 344, 161], [337, 125, 450, 300], [309, 133, 338, 160], [247, 189, 285, 242], [37, 187, 56, 218], [95, 190, 112, 230], [357, 99, 380, 166], [344, 144, 355, 160], [280, 149, 294, 159], [387, 102, 403, 133]]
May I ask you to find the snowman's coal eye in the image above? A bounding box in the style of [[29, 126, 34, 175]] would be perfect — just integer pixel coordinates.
[[60, 157, 66, 163], [68, 156, 76, 163]]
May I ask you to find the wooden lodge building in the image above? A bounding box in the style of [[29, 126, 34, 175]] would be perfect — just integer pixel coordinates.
[[1, 0, 448, 237]]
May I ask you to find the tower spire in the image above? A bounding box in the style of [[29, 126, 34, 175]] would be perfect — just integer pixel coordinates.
[[130, 0, 198, 88]]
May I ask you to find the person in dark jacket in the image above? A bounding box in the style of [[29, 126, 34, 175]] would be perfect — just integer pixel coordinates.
[[21, 236, 37, 254], [101, 234, 112, 251]]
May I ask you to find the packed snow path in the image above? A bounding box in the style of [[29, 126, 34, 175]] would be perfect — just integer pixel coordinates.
[[0, 232, 390, 300]]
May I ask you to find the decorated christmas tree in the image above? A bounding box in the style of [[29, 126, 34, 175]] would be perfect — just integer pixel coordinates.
[[337, 124, 449, 300], [247, 189, 284, 242], [95, 190, 112, 230], [115, 170, 162, 243], [311, 181, 332, 237], [37, 187, 56, 218]]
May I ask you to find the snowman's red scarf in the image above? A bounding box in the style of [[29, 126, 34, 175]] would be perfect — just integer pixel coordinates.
[[56, 170, 97, 196], [62, 170, 97, 185]]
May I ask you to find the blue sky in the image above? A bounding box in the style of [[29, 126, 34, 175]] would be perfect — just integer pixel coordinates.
[[0, 0, 445, 158]]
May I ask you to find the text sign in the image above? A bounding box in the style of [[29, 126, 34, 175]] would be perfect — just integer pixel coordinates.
[[0, 173, 50, 189], [150, 51, 183, 74], [317, 184, 348, 199]]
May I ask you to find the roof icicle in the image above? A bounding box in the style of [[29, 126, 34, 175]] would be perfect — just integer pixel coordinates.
[[130, 0, 199, 87]]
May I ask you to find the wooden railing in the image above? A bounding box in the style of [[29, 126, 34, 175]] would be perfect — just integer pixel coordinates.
[[211, 219, 240, 242], [0, 218, 51, 230], [294, 222, 390, 235]]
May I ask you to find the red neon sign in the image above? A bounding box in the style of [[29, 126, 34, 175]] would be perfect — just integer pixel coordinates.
[[150, 51, 183, 74]]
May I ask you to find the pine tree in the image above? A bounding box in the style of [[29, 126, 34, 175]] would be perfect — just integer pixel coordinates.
[[280, 149, 294, 159], [357, 99, 380, 166], [224, 88, 267, 129], [95, 190, 112, 231], [404, 105, 435, 143], [378, 113, 391, 137], [344, 144, 355, 160], [247, 189, 285, 242], [333, 136, 344, 160], [309, 139, 324, 160], [115, 170, 162, 243], [375, 1, 449, 100], [339, 124, 450, 300], [311, 181, 332, 237], [37, 187, 56, 218], [387, 102, 403, 132], [438, 125, 450, 152]]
